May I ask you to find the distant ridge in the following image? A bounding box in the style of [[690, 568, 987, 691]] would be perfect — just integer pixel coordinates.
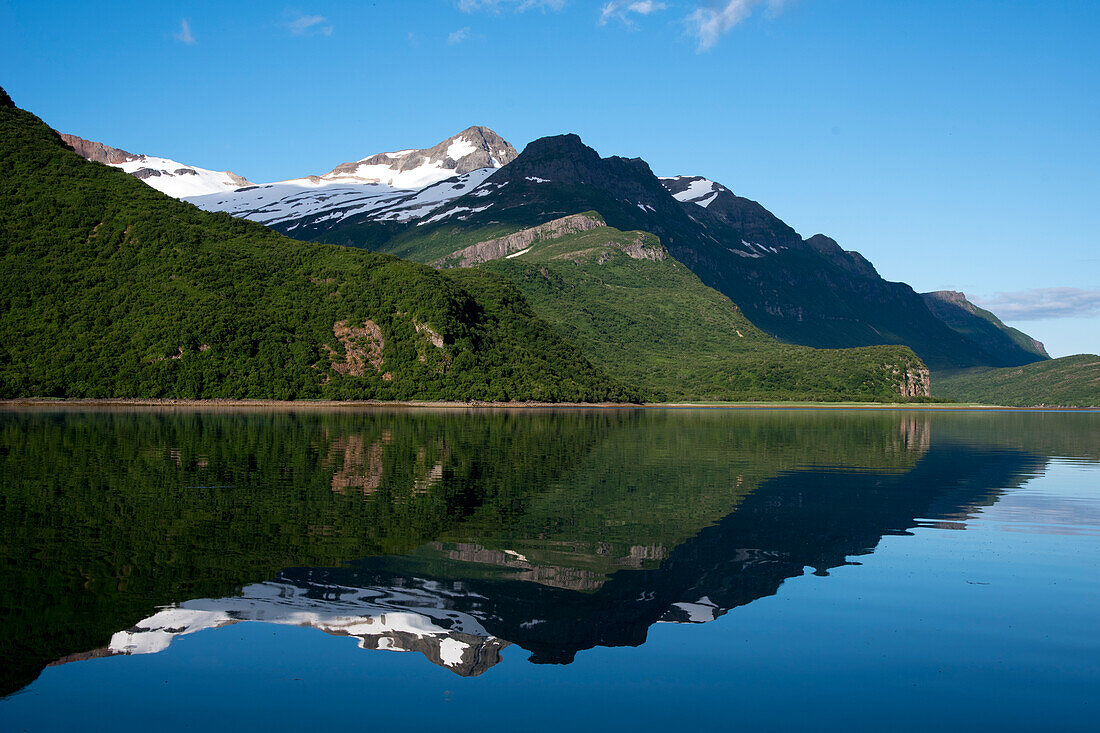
[[59, 133, 138, 165], [59, 132, 254, 197], [921, 290, 1049, 367]]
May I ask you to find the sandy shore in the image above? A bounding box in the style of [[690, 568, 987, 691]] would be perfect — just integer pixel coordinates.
[[0, 398, 1090, 411]]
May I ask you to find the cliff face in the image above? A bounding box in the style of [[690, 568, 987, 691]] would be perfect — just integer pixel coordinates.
[[894, 362, 932, 398], [59, 133, 138, 164], [435, 213, 606, 267]]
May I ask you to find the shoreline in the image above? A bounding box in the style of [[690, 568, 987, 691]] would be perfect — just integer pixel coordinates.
[[1, 398, 1094, 411]]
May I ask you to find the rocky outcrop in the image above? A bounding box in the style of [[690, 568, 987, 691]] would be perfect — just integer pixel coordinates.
[[326, 319, 385, 376], [663, 175, 804, 251], [598, 232, 667, 262], [893, 362, 931, 398], [434, 212, 606, 267], [60, 133, 139, 164], [803, 234, 879, 278]]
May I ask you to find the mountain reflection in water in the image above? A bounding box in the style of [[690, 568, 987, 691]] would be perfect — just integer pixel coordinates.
[[1, 407, 1097, 693]]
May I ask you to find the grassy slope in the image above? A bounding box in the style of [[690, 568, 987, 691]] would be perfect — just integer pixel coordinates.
[[0, 91, 633, 402], [430, 221, 931, 402], [934, 355, 1100, 407]]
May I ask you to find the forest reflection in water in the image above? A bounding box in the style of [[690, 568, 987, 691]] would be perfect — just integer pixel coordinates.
[[1, 407, 1098, 697]]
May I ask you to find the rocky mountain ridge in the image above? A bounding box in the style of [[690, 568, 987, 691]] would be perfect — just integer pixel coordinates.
[[318, 125, 517, 188], [60, 126, 518, 231], [55, 112, 1050, 373], [921, 290, 1049, 367], [58, 133, 139, 165], [371, 134, 1016, 370], [60, 132, 254, 197]]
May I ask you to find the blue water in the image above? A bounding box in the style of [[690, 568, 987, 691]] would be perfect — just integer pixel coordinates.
[[1, 408, 1097, 731]]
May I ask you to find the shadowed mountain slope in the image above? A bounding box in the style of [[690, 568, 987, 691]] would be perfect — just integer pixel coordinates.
[[355, 135, 1008, 370], [921, 290, 1049, 367]]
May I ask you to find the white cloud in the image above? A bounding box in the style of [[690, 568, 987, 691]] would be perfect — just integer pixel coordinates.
[[284, 12, 334, 37], [457, 0, 566, 13], [600, 1, 668, 28], [974, 288, 1100, 321], [685, 0, 788, 52], [448, 26, 471, 44], [173, 18, 196, 45]]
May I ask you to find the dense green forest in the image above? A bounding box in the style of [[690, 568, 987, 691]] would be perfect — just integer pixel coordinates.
[[934, 355, 1100, 407], [0, 88, 633, 402], [431, 220, 932, 402]]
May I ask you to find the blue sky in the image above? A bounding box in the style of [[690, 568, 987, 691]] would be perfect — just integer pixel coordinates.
[[2, 0, 1097, 356]]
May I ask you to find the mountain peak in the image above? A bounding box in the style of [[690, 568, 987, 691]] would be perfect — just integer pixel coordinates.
[[58, 132, 255, 197], [321, 126, 517, 188], [498, 133, 659, 191], [0, 86, 13, 109]]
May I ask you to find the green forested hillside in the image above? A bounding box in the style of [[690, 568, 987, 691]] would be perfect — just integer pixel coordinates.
[[0, 88, 633, 402], [934, 355, 1100, 407], [427, 218, 931, 402]]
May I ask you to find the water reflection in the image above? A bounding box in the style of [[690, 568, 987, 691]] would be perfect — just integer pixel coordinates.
[[1, 408, 1097, 693]]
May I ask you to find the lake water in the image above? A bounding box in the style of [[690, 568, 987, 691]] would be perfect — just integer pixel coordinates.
[[1, 407, 1097, 731]]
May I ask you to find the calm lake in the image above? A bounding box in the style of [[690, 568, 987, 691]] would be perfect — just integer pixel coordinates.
[[1, 407, 1098, 731]]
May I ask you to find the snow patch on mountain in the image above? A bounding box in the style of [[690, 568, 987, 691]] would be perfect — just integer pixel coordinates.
[[660, 175, 720, 208], [112, 155, 254, 198], [63, 126, 517, 232], [187, 168, 499, 229], [316, 125, 517, 189]]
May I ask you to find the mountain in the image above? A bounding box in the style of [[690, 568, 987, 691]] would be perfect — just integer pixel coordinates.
[[58, 118, 1049, 376], [60, 132, 254, 197], [185, 168, 498, 239], [182, 126, 516, 241], [934, 355, 1100, 407], [323, 134, 1009, 370], [0, 87, 630, 402], [315, 125, 516, 188], [921, 290, 1049, 366], [62, 126, 519, 242], [438, 211, 931, 401]]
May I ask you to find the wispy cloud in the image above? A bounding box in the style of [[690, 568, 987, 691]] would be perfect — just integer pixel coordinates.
[[457, 0, 566, 13], [448, 26, 472, 44], [599, 1, 668, 29], [174, 18, 196, 45], [974, 288, 1100, 321], [686, 0, 789, 52], [283, 11, 334, 37]]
